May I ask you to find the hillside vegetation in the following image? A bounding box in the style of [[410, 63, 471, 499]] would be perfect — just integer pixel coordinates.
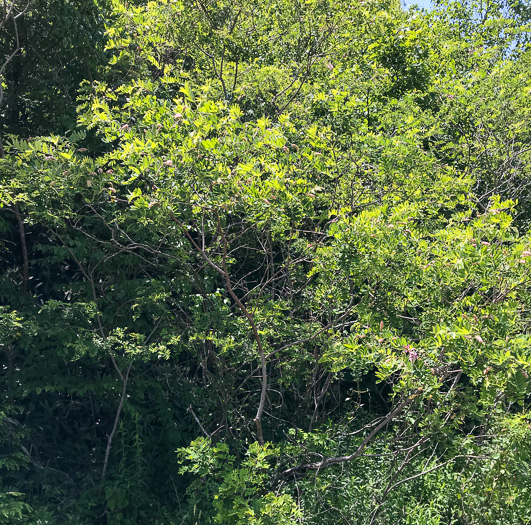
[[1, 0, 531, 523]]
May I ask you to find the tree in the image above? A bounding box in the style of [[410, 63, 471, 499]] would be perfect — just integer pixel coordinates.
[[0, 0, 108, 141], [1, 0, 531, 523]]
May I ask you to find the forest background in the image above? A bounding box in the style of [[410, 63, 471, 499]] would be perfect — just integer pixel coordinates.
[[1, 0, 531, 523]]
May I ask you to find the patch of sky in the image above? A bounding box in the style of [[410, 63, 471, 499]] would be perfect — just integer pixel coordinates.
[[403, 0, 433, 10]]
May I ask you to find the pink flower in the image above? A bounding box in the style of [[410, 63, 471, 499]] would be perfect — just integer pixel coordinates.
[[404, 345, 418, 363], [163, 160, 173, 166]]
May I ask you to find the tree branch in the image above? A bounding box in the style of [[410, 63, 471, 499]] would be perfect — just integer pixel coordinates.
[[102, 361, 132, 480], [281, 390, 421, 476], [171, 212, 268, 444]]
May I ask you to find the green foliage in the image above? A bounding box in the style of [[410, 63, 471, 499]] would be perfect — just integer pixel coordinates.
[[178, 439, 301, 524], [0, 0, 110, 138], [1, 0, 531, 523]]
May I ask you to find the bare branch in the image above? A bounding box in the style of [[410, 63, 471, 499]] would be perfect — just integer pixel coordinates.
[[102, 361, 132, 480], [188, 405, 211, 438], [281, 390, 422, 477]]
